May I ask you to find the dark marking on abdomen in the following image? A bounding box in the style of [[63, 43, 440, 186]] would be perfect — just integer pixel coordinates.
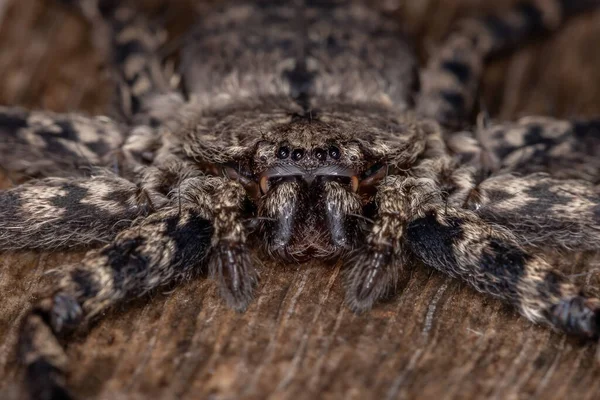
[[181, 0, 418, 110]]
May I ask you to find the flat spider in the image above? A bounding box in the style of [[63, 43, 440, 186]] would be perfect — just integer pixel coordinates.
[[1, 0, 600, 399]]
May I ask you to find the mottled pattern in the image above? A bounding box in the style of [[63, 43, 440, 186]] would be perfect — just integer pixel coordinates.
[[19, 207, 213, 400], [0, 0, 599, 399], [181, 0, 418, 111], [468, 173, 600, 250], [417, 0, 600, 127], [0, 107, 124, 179], [482, 116, 600, 182], [0, 175, 154, 249]]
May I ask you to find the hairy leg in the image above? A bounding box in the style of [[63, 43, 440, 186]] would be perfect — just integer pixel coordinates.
[[0, 174, 165, 250], [0, 107, 125, 179], [406, 208, 600, 339], [18, 171, 261, 398], [417, 0, 600, 127], [61, 0, 181, 121], [344, 124, 474, 310], [1, 1, 186, 182], [19, 205, 213, 400], [345, 164, 600, 332], [464, 173, 600, 252], [479, 117, 600, 182], [344, 176, 442, 311], [60, 0, 190, 184], [178, 176, 258, 310]]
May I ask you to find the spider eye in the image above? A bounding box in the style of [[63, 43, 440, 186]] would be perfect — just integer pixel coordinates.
[[329, 145, 341, 160], [314, 148, 327, 161], [277, 146, 290, 159], [292, 148, 305, 161]]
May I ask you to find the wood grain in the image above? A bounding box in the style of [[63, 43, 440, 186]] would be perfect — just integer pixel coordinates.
[[1, 1, 600, 399]]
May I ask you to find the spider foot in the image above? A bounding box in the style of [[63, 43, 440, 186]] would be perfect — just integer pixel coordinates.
[[20, 309, 73, 400], [210, 241, 258, 312], [548, 296, 600, 339], [344, 244, 399, 313], [26, 358, 74, 400], [46, 293, 84, 336]]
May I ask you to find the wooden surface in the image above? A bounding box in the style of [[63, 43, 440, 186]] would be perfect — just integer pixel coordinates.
[[1, 1, 600, 399]]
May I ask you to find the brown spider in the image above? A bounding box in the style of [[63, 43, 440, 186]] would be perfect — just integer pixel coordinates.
[[1, 1, 599, 399]]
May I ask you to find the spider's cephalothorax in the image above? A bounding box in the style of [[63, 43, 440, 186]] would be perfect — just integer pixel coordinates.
[[175, 0, 423, 262], [2, 1, 600, 399], [238, 112, 371, 262], [188, 103, 428, 262]]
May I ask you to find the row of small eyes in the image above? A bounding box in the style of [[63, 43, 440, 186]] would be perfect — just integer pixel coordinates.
[[276, 145, 341, 161]]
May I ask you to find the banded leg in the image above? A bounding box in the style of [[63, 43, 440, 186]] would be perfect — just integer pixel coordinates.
[[406, 209, 600, 339], [0, 107, 124, 179], [61, 0, 181, 121], [465, 173, 600, 252], [178, 176, 258, 310], [19, 206, 213, 400], [0, 174, 163, 250], [344, 176, 442, 311], [480, 116, 600, 182], [417, 0, 600, 127], [343, 119, 467, 310]]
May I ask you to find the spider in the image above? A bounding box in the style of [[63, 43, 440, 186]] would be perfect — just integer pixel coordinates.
[[1, 0, 600, 399]]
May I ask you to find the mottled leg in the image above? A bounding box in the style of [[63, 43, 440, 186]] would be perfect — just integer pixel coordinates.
[[406, 209, 600, 339], [344, 176, 441, 311], [19, 206, 213, 400], [0, 107, 124, 179], [480, 117, 600, 181], [61, 0, 181, 120], [464, 173, 600, 252], [179, 176, 258, 310], [60, 0, 188, 184], [0, 175, 164, 250], [417, 0, 600, 127]]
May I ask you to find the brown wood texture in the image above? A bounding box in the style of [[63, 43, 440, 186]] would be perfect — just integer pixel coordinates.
[[1, 1, 600, 399]]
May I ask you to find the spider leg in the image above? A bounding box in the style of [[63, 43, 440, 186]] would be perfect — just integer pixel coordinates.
[[344, 125, 468, 311], [0, 107, 125, 179], [480, 116, 600, 182], [178, 176, 259, 310], [344, 176, 442, 311], [0, 174, 163, 250], [464, 173, 600, 252], [406, 208, 600, 340], [19, 205, 213, 400], [61, 0, 182, 121], [417, 0, 600, 127]]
